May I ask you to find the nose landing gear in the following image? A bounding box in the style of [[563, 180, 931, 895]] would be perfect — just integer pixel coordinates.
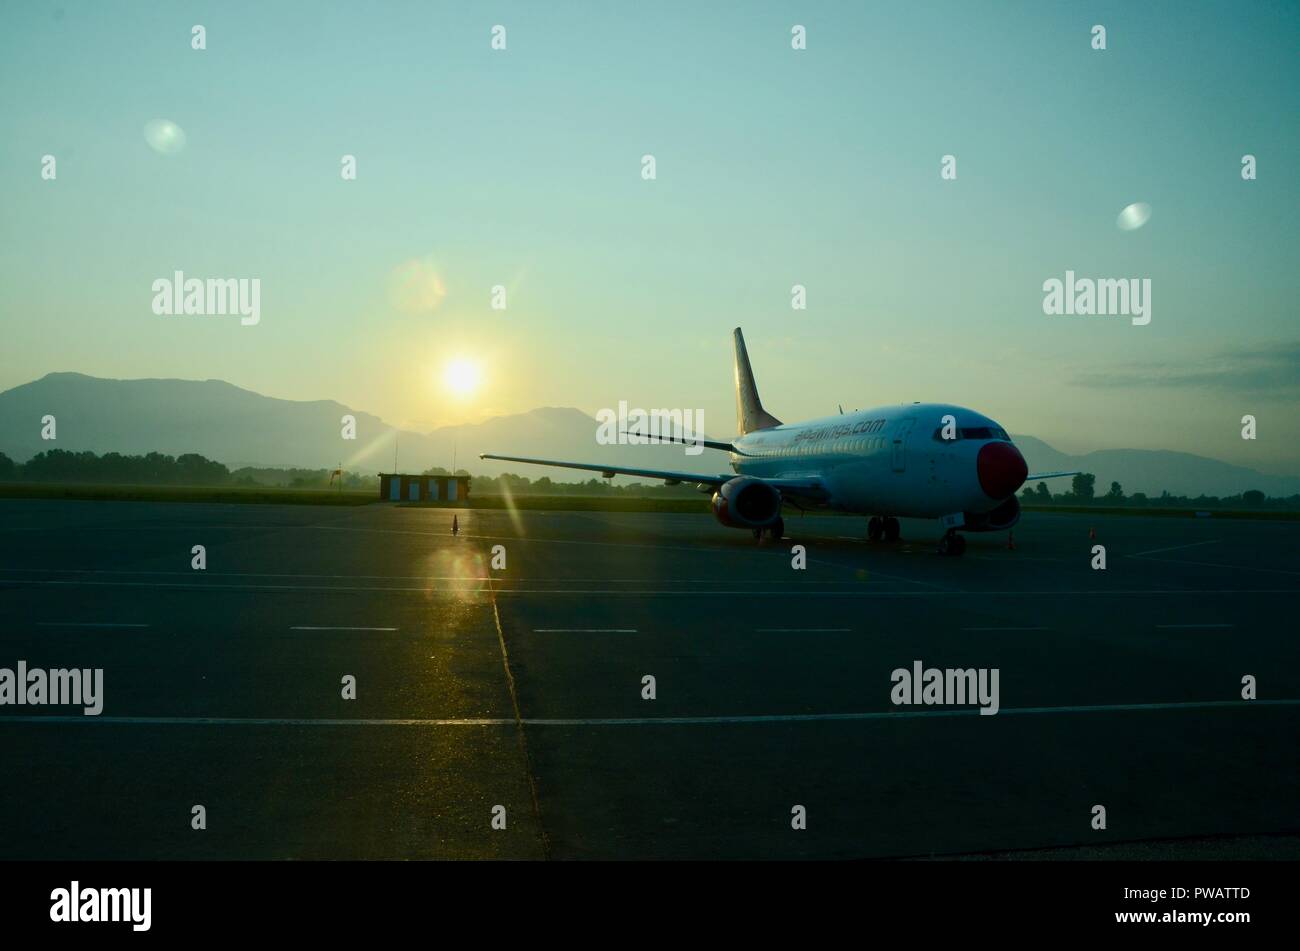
[[867, 516, 900, 542], [752, 517, 785, 543], [937, 530, 966, 557]]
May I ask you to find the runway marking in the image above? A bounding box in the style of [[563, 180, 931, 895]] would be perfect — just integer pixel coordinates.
[[1126, 555, 1300, 578], [972, 555, 1063, 563], [290, 626, 398, 632], [962, 626, 1049, 631], [1156, 623, 1234, 629], [36, 622, 149, 628], [3, 699, 1296, 728], [756, 628, 851, 633], [532, 628, 637, 633], [2, 578, 489, 594], [0, 566, 882, 586], [493, 588, 1298, 597], [1129, 540, 1220, 558], [2, 578, 1295, 597], [488, 578, 550, 858]]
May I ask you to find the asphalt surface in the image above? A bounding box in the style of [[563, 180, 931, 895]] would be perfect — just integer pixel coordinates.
[[0, 499, 1296, 859]]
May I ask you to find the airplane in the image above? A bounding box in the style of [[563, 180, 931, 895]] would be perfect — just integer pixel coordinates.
[[481, 328, 1077, 556]]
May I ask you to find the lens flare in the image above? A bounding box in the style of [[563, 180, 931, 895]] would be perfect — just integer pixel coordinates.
[[143, 119, 187, 155], [1116, 202, 1152, 231]]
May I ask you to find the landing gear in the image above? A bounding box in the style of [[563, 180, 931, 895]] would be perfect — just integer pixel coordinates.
[[937, 530, 966, 557], [767, 517, 785, 541], [867, 516, 900, 542]]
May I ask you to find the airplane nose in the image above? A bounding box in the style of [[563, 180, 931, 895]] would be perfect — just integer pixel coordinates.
[[977, 441, 1028, 499]]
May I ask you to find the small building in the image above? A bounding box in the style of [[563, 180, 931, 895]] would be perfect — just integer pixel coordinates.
[[379, 473, 471, 503]]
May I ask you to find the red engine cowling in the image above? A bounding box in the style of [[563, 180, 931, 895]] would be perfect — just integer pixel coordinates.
[[963, 496, 1021, 532], [711, 477, 782, 529]]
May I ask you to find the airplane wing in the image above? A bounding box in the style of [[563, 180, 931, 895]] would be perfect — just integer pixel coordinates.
[[1025, 471, 1081, 480], [478, 453, 829, 500]]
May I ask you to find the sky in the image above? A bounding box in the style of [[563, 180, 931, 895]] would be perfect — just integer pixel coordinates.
[[1, 1, 1297, 473]]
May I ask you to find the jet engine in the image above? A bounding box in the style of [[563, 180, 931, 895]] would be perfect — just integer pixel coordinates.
[[963, 495, 1021, 532], [711, 477, 783, 529]]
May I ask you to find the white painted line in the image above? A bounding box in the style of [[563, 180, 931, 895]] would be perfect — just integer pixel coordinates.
[[290, 626, 398, 632], [962, 626, 1049, 631], [3, 698, 1296, 728], [755, 626, 852, 633], [0, 566, 887, 586], [1128, 539, 1220, 558], [1156, 623, 1234, 629], [36, 622, 149, 628], [1124, 556, 1300, 578], [532, 628, 637, 633], [495, 588, 1297, 597], [2, 579, 1296, 597]]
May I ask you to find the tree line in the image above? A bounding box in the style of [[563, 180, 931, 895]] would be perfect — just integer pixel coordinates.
[[1021, 472, 1291, 509], [0, 450, 374, 489]]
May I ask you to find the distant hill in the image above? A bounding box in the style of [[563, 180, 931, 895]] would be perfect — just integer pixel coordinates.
[[1011, 435, 1300, 499], [0, 373, 719, 482], [0, 373, 1295, 496]]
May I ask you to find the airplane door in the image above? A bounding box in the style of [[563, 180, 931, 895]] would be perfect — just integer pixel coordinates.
[[891, 419, 915, 472]]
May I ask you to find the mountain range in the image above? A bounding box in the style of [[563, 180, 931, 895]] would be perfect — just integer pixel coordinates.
[[1, 372, 1296, 498]]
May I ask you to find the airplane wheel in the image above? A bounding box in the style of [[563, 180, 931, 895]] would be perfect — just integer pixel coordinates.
[[768, 517, 785, 541], [867, 517, 883, 542], [950, 533, 966, 556], [752, 527, 763, 542], [938, 532, 966, 557], [884, 517, 901, 542], [938, 534, 951, 556]]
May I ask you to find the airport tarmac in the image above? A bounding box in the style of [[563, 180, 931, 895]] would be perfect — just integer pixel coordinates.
[[0, 499, 1296, 859]]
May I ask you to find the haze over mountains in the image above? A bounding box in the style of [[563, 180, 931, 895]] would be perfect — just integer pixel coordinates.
[[1, 373, 1296, 498]]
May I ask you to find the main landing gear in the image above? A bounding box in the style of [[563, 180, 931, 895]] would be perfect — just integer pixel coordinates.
[[752, 517, 785, 543], [867, 516, 900, 543], [937, 530, 966, 557]]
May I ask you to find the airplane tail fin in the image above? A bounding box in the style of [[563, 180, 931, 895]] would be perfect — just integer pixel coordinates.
[[732, 327, 782, 435]]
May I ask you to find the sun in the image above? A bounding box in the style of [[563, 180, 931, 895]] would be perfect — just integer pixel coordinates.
[[443, 357, 483, 398]]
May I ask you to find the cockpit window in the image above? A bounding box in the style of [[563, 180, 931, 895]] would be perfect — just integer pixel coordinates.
[[933, 426, 1010, 442]]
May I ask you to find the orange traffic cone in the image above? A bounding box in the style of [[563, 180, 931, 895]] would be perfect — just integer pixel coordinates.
[[1088, 526, 1096, 541], [452, 515, 459, 536], [1007, 530, 1016, 550]]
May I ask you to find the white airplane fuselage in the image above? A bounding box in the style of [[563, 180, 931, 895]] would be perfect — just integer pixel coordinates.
[[730, 402, 1024, 520]]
